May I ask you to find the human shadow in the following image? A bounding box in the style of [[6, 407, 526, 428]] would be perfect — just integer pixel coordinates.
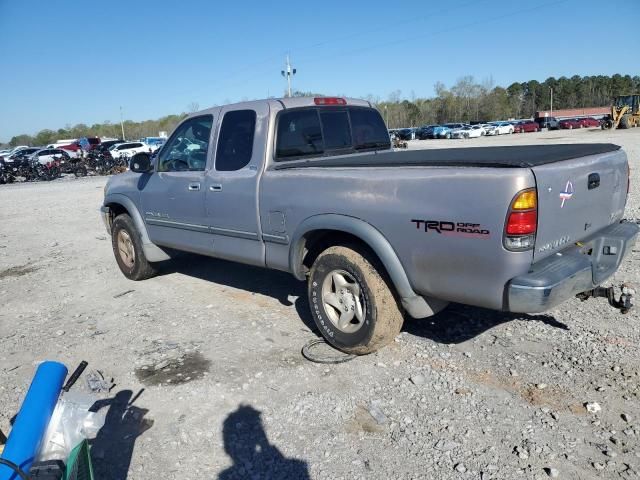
[[404, 302, 568, 344], [219, 405, 310, 480], [89, 389, 153, 480], [155, 253, 318, 333]]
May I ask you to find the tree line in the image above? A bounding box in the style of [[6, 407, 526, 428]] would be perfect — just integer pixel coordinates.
[[373, 74, 639, 129], [4, 74, 638, 147]]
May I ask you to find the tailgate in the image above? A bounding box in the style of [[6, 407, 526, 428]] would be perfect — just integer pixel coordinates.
[[532, 148, 628, 261]]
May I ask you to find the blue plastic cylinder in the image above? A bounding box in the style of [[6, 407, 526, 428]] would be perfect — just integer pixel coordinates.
[[0, 361, 67, 480]]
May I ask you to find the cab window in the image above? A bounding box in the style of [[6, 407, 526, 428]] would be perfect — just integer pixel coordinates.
[[215, 110, 256, 172], [158, 115, 213, 172]]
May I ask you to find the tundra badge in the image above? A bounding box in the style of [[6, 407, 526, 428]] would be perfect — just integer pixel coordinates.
[[559, 181, 574, 208]]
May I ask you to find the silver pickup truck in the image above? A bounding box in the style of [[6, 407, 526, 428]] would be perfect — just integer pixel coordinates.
[[101, 96, 638, 354]]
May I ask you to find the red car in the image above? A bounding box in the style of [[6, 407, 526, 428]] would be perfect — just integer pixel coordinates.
[[578, 117, 601, 128], [514, 120, 540, 133], [559, 118, 583, 129]]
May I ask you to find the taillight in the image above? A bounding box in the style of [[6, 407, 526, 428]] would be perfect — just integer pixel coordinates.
[[314, 97, 346, 105], [504, 188, 537, 251]]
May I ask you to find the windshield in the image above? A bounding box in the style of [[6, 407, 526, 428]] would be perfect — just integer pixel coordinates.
[[615, 95, 634, 108]]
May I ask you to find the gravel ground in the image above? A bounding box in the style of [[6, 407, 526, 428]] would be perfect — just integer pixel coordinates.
[[1, 127, 639, 480]]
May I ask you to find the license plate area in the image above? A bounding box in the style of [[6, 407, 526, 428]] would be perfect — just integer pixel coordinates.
[[589, 235, 626, 285]]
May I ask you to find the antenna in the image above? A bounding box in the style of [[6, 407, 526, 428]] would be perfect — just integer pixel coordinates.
[[280, 54, 297, 98]]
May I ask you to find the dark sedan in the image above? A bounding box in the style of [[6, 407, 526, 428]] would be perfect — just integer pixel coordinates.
[[514, 121, 540, 133], [415, 125, 439, 139], [559, 118, 583, 129], [534, 116, 560, 130], [578, 117, 601, 128], [395, 128, 414, 140]]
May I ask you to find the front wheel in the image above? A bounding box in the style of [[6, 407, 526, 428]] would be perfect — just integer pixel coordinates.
[[308, 245, 404, 355], [111, 213, 157, 280]]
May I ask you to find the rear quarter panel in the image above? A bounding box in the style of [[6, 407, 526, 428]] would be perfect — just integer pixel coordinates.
[[260, 165, 536, 310]]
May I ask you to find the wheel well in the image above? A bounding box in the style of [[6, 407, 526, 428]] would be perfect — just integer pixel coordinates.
[[301, 229, 382, 274], [105, 202, 129, 230]]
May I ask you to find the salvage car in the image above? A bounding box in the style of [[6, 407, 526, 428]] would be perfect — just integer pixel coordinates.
[[493, 121, 515, 135], [415, 125, 439, 140], [579, 117, 601, 128], [559, 118, 584, 129], [450, 125, 484, 139], [101, 96, 638, 355], [535, 116, 560, 130], [514, 121, 540, 133]]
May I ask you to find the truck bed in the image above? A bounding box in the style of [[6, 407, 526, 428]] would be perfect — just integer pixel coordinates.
[[272, 143, 621, 169]]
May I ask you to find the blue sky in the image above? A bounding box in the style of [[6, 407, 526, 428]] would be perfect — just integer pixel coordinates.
[[0, 0, 638, 141]]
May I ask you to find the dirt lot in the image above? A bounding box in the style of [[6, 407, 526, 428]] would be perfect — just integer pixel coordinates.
[[1, 127, 639, 479]]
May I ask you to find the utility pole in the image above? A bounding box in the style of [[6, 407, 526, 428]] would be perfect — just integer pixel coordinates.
[[119, 106, 126, 140], [549, 87, 553, 117], [281, 55, 296, 98]]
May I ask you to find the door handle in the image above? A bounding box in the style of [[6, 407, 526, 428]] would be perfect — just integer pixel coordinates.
[[188, 183, 200, 191], [209, 184, 223, 192], [588, 173, 600, 190]]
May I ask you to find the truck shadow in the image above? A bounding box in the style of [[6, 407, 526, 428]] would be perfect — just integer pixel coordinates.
[[156, 254, 568, 345], [404, 303, 569, 344], [155, 254, 316, 331]]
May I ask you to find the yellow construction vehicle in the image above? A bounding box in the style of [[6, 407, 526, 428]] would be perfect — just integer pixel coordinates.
[[601, 94, 640, 129]]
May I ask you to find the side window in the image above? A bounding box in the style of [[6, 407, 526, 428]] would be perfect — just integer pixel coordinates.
[[158, 115, 213, 172], [320, 111, 351, 150], [349, 108, 392, 150], [215, 110, 256, 172], [275, 110, 323, 160]]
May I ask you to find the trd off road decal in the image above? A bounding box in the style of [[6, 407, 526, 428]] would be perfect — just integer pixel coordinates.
[[411, 219, 490, 238]]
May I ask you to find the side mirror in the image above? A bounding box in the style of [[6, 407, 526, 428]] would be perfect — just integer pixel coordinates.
[[130, 153, 152, 173]]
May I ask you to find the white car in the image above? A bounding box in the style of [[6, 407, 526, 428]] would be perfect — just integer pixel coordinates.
[[493, 122, 515, 135], [29, 148, 71, 165], [108, 142, 151, 158], [450, 125, 485, 139], [483, 124, 498, 136]]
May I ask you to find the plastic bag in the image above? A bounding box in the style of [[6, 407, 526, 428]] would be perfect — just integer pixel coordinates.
[[37, 391, 107, 462]]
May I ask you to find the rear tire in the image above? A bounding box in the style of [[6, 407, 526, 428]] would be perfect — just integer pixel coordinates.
[[308, 245, 404, 355], [620, 114, 631, 129], [111, 213, 157, 281]]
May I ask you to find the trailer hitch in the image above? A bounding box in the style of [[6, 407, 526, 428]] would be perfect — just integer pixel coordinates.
[[577, 284, 635, 314]]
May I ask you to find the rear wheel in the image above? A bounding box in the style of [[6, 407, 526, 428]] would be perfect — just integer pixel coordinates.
[[308, 245, 404, 355], [620, 114, 631, 129], [111, 213, 157, 280]]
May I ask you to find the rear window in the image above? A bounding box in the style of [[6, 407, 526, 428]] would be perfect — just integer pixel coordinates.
[[275, 107, 389, 161], [276, 110, 324, 159], [320, 111, 351, 150]]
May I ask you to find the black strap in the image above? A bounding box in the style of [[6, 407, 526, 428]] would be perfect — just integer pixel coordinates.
[[0, 458, 31, 480]]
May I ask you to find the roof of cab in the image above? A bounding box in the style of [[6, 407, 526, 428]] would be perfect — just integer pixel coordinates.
[[188, 97, 373, 118]]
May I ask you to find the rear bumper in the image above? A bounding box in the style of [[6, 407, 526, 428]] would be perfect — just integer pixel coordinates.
[[507, 222, 639, 313]]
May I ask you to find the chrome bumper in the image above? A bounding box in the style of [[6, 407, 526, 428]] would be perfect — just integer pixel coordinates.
[[507, 222, 639, 312], [100, 205, 111, 234]]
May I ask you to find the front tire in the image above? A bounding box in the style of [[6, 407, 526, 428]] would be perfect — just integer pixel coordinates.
[[308, 245, 404, 355], [111, 213, 157, 280]]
